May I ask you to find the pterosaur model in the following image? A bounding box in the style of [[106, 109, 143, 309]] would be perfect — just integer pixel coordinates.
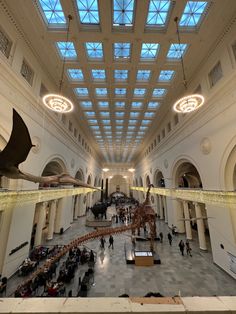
[[0, 109, 97, 189]]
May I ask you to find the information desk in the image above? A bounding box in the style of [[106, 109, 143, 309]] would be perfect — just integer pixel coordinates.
[[134, 251, 154, 266]]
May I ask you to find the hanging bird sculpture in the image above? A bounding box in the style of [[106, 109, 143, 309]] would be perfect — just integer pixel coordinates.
[[0, 109, 98, 189]]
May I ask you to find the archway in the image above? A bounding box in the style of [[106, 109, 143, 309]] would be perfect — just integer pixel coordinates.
[[109, 175, 129, 195]]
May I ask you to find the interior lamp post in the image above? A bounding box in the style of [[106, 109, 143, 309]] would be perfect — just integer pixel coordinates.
[[43, 15, 74, 113], [173, 17, 205, 114]]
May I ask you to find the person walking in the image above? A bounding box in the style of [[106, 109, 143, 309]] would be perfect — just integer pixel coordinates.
[[100, 236, 106, 249], [108, 235, 114, 249], [167, 233, 172, 246], [186, 240, 192, 257], [179, 240, 185, 256], [159, 232, 163, 243]]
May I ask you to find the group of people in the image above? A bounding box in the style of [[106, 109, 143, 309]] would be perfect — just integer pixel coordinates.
[[100, 235, 114, 249], [159, 231, 192, 257]]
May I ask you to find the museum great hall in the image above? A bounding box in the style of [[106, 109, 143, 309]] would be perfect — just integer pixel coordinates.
[[1, 0, 236, 313]]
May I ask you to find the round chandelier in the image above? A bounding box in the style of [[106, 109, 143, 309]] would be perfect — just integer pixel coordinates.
[[43, 15, 74, 113], [172, 17, 205, 113], [173, 94, 205, 113]]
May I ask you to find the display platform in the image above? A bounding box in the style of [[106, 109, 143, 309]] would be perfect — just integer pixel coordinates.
[[124, 244, 161, 265], [85, 218, 112, 227]]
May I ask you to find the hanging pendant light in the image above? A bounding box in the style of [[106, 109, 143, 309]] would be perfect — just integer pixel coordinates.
[[43, 15, 74, 113], [173, 17, 205, 113]]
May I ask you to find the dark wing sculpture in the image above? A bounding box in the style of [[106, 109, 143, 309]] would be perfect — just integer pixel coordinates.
[[0, 109, 99, 190], [0, 109, 34, 175]]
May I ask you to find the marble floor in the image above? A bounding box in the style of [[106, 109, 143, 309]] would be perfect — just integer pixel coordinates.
[[5, 205, 236, 297]]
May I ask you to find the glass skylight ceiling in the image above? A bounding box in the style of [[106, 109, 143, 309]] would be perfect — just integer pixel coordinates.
[[39, 0, 66, 25], [179, 1, 208, 27], [113, 0, 135, 26], [76, 0, 100, 24], [146, 0, 171, 27], [56, 42, 77, 59], [39, 0, 211, 162]]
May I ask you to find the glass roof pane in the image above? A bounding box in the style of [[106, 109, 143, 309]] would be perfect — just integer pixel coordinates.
[[128, 126, 136, 130], [116, 126, 123, 129], [142, 120, 151, 124], [144, 112, 155, 118], [115, 88, 127, 95], [115, 101, 125, 108], [136, 70, 151, 81], [148, 101, 159, 109], [140, 43, 159, 59], [85, 42, 103, 59], [75, 88, 89, 96], [140, 126, 148, 130], [88, 119, 98, 124], [114, 70, 128, 81], [134, 88, 146, 96], [113, 0, 135, 26], [85, 111, 95, 117], [152, 88, 167, 97], [102, 120, 110, 124], [56, 42, 77, 59], [129, 120, 137, 124], [114, 43, 131, 59], [158, 70, 175, 81], [146, 0, 171, 27], [96, 88, 107, 96], [68, 69, 84, 80], [98, 101, 109, 108], [131, 102, 142, 108], [93, 131, 101, 134], [130, 111, 140, 118], [104, 126, 112, 129], [179, 1, 208, 27], [167, 43, 188, 59], [91, 69, 106, 80], [90, 125, 99, 129], [116, 120, 124, 124], [80, 101, 92, 108], [76, 0, 100, 24], [39, 0, 66, 25], [100, 111, 110, 117], [116, 112, 125, 117]]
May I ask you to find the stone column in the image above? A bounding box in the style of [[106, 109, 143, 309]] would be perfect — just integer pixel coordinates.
[[54, 198, 62, 233], [183, 201, 192, 240], [156, 195, 160, 217], [47, 200, 57, 240], [73, 196, 78, 220], [194, 202, 207, 251], [159, 196, 164, 219], [174, 199, 185, 233], [34, 202, 47, 246]]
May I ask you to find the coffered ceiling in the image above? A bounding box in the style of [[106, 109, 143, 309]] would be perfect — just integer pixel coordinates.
[[4, 0, 236, 164]]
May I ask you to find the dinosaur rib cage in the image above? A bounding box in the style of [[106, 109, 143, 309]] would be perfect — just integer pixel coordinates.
[[19, 223, 137, 290]]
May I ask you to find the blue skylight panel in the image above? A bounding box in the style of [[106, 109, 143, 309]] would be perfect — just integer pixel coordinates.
[[130, 111, 140, 118], [68, 69, 84, 80], [128, 126, 136, 130], [140, 43, 159, 59], [116, 112, 125, 117], [95, 135, 102, 138], [116, 132, 122, 136], [179, 1, 207, 27], [167, 43, 188, 59], [102, 120, 110, 124], [96, 88, 107, 96], [104, 126, 112, 130], [56, 42, 77, 59], [93, 131, 101, 134], [90, 125, 99, 129], [85, 42, 103, 59], [100, 111, 110, 117], [80, 101, 92, 108], [39, 0, 66, 25], [140, 126, 148, 130], [137, 70, 151, 81], [98, 101, 109, 108], [75, 88, 89, 96], [131, 102, 142, 109], [134, 88, 146, 96], [138, 131, 145, 135], [115, 102, 125, 108], [127, 131, 134, 135], [88, 119, 98, 124], [158, 70, 175, 81], [142, 120, 151, 124], [114, 70, 128, 81], [105, 131, 112, 135], [115, 88, 127, 95], [76, 0, 100, 24], [148, 101, 159, 109], [129, 120, 137, 124], [144, 112, 155, 118], [91, 69, 106, 80], [114, 43, 131, 59], [146, 0, 171, 27], [113, 0, 135, 26], [85, 111, 95, 117], [116, 126, 123, 129], [152, 88, 166, 97]]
